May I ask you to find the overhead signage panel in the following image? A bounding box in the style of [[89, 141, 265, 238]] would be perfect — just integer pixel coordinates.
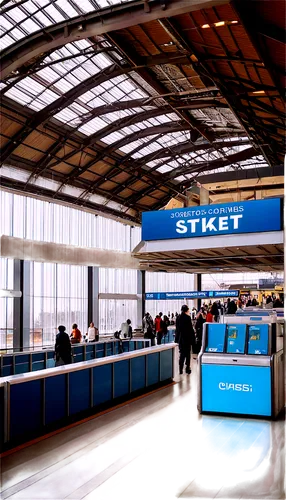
[[142, 198, 282, 241], [145, 290, 239, 300]]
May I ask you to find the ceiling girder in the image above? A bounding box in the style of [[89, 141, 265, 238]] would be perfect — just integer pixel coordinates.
[[169, 147, 258, 183], [0, 0, 229, 80], [0, 63, 132, 164], [134, 138, 251, 167], [0, 174, 139, 223], [161, 17, 282, 166], [61, 121, 191, 194]]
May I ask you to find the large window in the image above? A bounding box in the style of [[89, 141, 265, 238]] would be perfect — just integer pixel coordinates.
[[99, 299, 137, 334], [1, 189, 140, 251], [99, 268, 137, 294], [0, 258, 14, 349], [30, 263, 88, 346]]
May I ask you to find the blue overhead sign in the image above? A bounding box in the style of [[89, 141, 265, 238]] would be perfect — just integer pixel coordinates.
[[142, 198, 282, 241], [145, 290, 239, 300]]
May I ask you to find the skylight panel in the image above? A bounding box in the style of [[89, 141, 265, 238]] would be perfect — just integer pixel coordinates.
[[21, 18, 40, 34], [55, 0, 78, 17], [157, 165, 173, 173], [108, 87, 125, 100], [71, 67, 92, 81], [101, 131, 125, 144], [146, 158, 170, 168], [53, 78, 73, 93], [5, 87, 32, 106], [0, 34, 15, 49], [0, 17, 13, 31], [6, 6, 26, 23], [33, 88, 59, 106], [174, 175, 186, 182], [78, 116, 109, 135], [74, 40, 92, 50], [45, 4, 65, 22], [73, 0, 95, 12], [37, 67, 60, 83], [24, 1, 42, 14], [93, 53, 112, 69], [34, 11, 51, 27], [54, 108, 80, 124]]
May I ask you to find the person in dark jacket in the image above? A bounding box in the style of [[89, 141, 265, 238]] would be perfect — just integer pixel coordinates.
[[55, 325, 72, 366], [227, 300, 237, 315], [210, 302, 219, 322], [176, 305, 195, 375]]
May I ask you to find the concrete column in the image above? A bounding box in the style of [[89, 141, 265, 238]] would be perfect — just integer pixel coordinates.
[[13, 260, 30, 351], [137, 270, 145, 329], [87, 267, 99, 329]]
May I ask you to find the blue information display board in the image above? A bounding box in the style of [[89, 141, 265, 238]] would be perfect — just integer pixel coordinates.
[[201, 364, 271, 416], [145, 290, 239, 300], [226, 324, 247, 354], [142, 198, 282, 241], [248, 324, 269, 355], [205, 324, 226, 353]]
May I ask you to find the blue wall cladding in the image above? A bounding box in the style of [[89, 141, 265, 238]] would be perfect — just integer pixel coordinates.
[[146, 353, 160, 386], [69, 369, 90, 415], [114, 360, 130, 398], [10, 380, 42, 439], [131, 356, 146, 392], [45, 374, 67, 425], [93, 364, 112, 406], [160, 350, 173, 381]]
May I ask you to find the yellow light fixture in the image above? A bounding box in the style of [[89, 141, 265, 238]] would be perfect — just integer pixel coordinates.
[[214, 21, 226, 27], [253, 90, 265, 94], [200, 20, 238, 29]]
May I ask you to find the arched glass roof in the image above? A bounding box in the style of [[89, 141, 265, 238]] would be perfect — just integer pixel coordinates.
[[0, 0, 283, 221]]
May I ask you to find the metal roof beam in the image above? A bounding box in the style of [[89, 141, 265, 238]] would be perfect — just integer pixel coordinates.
[[170, 147, 258, 182], [0, 0, 230, 80], [196, 164, 284, 184], [0, 63, 132, 163], [0, 175, 139, 223]]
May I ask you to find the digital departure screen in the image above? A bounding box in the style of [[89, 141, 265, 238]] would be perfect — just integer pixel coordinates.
[[248, 324, 269, 355]]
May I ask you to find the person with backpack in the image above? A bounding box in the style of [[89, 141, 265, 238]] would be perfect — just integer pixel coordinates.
[[175, 305, 195, 375]]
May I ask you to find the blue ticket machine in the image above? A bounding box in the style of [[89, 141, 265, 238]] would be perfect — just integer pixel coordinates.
[[197, 323, 284, 418]]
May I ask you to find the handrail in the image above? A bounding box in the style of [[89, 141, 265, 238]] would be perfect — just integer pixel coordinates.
[[0, 344, 176, 385]]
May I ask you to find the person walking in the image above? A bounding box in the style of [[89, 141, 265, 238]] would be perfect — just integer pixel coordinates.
[[175, 305, 195, 375], [55, 325, 72, 366]]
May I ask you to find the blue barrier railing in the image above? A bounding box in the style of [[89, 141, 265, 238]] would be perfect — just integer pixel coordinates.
[[0, 339, 150, 377], [0, 343, 176, 451]]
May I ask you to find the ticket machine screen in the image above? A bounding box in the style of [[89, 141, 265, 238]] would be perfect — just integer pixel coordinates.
[[248, 324, 269, 355], [205, 324, 226, 353], [226, 324, 246, 354]]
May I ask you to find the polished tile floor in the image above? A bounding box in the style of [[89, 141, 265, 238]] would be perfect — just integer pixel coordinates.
[[1, 357, 285, 500]]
